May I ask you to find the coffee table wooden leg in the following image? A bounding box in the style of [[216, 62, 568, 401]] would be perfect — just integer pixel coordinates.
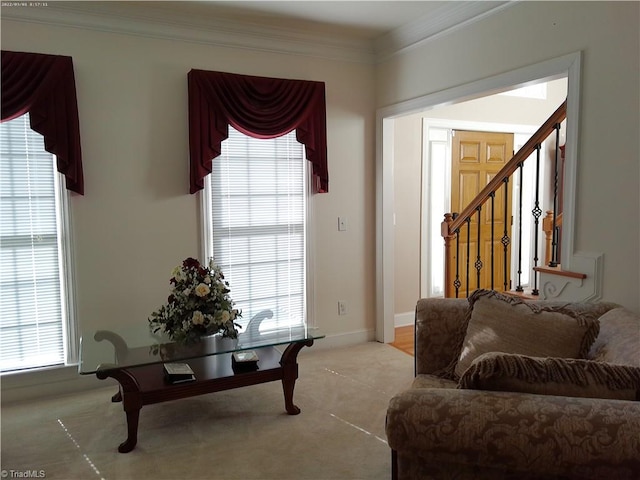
[[112, 389, 122, 402], [282, 374, 301, 415], [97, 368, 143, 453], [118, 407, 140, 453], [280, 339, 314, 415]]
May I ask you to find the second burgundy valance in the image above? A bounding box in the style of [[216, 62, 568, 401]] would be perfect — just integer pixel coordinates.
[[188, 70, 328, 194]]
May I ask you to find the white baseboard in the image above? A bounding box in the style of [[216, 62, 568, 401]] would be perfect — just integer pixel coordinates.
[[305, 329, 377, 351], [1, 364, 113, 404], [394, 311, 414, 328]]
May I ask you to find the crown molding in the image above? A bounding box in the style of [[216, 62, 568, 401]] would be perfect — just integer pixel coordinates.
[[374, 1, 514, 62], [1, 2, 376, 64], [2, 1, 516, 64]]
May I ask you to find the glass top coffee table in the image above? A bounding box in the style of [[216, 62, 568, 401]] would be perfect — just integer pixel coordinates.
[[79, 321, 324, 453]]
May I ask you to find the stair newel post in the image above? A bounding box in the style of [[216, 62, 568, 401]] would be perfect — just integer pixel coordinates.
[[549, 123, 561, 267], [441, 213, 455, 298], [475, 206, 483, 290], [515, 162, 524, 292], [531, 144, 542, 296], [501, 177, 511, 292]]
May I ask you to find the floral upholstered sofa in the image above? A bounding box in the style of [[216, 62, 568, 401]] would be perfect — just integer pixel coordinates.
[[385, 290, 640, 480]]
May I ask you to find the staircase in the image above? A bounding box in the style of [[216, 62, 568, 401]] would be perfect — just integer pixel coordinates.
[[441, 99, 587, 298]]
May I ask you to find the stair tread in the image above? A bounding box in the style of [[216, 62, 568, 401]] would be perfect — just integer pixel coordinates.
[[533, 265, 586, 279]]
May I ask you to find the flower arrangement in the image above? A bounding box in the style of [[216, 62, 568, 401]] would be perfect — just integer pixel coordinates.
[[149, 257, 241, 344]]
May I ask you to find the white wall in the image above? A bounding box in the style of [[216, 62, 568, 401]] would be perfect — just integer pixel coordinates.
[[422, 78, 568, 125], [380, 1, 640, 312], [392, 115, 423, 315], [1, 16, 376, 398]]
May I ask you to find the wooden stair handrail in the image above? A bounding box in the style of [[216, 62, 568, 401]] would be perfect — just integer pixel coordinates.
[[447, 99, 566, 234]]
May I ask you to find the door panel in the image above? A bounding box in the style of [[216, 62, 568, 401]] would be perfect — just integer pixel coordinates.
[[447, 130, 514, 297], [459, 172, 480, 222]]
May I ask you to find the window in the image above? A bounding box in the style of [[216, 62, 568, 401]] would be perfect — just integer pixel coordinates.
[[424, 126, 450, 298], [0, 113, 76, 373], [203, 127, 308, 332]]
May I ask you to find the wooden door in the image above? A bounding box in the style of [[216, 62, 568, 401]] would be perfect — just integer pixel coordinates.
[[447, 130, 514, 297]]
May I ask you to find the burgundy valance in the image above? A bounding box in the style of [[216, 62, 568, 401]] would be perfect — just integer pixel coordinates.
[[1, 50, 84, 195], [188, 70, 328, 194]]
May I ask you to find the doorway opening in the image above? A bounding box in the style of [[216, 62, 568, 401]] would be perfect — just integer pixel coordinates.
[[418, 110, 568, 301], [376, 52, 581, 343]]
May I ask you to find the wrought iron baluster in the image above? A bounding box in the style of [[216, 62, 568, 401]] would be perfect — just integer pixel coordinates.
[[501, 177, 510, 291], [515, 162, 524, 292], [490, 192, 495, 290], [549, 123, 561, 267], [466, 217, 471, 298], [454, 227, 461, 298], [475, 206, 483, 289], [531, 144, 542, 295]]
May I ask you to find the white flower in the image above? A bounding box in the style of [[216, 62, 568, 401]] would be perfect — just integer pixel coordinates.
[[172, 265, 183, 281], [204, 275, 211, 284], [220, 310, 230, 323], [195, 283, 210, 297], [192, 311, 205, 325], [183, 288, 191, 296]]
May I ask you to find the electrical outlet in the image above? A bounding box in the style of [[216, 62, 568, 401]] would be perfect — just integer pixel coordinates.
[[338, 301, 347, 316], [338, 216, 347, 232]]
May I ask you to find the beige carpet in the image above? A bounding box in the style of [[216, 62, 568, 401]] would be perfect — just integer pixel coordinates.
[[1, 342, 414, 480]]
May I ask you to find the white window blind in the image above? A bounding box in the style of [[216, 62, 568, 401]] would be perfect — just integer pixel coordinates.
[[205, 127, 306, 331], [0, 114, 68, 372]]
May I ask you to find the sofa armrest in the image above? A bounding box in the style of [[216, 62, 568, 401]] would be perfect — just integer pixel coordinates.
[[414, 298, 468, 376], [386, 388, 640, 479]]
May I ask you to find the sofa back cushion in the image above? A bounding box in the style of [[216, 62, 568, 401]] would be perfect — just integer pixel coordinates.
[[453, 290, 601, 379], [589, 307, 640, 366]]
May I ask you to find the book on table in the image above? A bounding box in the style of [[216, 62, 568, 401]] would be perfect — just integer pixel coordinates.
[[163, 362, 196, 384]]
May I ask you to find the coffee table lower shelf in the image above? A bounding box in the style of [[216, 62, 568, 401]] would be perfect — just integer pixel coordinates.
[[95, 339, 313, 453]]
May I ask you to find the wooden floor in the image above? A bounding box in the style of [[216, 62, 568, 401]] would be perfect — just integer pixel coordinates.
[[390, 325, 414, 356]]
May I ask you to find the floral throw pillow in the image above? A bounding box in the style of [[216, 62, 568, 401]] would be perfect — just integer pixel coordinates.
[[453, 289, 600, 379]]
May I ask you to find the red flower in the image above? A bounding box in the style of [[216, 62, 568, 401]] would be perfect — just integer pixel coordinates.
[[183, 257, 201, 269]]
